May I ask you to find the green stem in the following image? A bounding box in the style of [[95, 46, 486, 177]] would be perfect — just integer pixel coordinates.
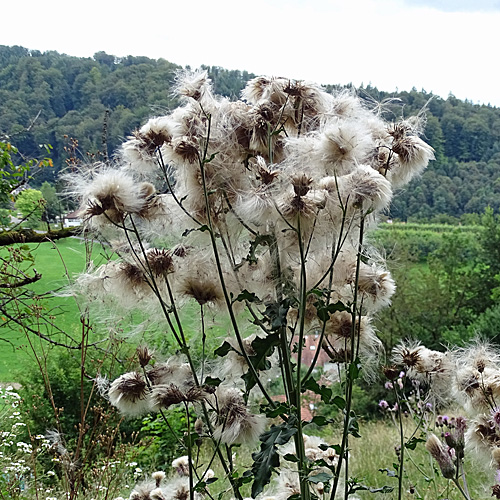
[[452, 478, 472, 500], [185, 403, 194, 500], [295, 215, 311, 500], [330, 211, 365, 500], [197, 134, 275, 408], [394, 386, 405, 500]]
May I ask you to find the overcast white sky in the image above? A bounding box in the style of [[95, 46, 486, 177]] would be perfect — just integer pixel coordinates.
[[2, 0, 500, 106]]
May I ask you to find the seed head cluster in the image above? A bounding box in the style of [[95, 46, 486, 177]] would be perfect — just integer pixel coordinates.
[[69, 70, 435, 499]]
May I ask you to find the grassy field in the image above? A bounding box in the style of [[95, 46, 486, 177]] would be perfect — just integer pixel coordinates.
[[0, 236, 232, 382], [348, 419, 492, 499], [0, 237, 111, 381]]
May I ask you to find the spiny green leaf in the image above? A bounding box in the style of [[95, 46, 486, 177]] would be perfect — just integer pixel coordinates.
[[242, 333, 280, 392], [182, 224, 210, 237], [347, 412, 361, 438], [405, 436, 426, 450], [203, 376, 222, 387], [309, 415, 332, 426], [302, 377, 333, 405], [379, 468, 397, 477], [260, 402, 291, 418], [250, 419, 298, 498], [214, 341, 234, 357], [332, 396, 346, 410], [233, 289, 261, 304], [347, 359, 362, 381]]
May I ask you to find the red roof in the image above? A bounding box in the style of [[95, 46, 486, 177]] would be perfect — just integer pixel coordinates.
[[64, 210, 83, 219]]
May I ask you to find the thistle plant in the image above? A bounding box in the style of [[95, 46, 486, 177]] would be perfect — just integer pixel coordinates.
[[386, 339, 500, 499], [67, 71, 434, 499]]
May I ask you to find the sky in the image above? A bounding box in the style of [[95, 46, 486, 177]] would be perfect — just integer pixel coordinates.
[[2, 0, 500, 106]]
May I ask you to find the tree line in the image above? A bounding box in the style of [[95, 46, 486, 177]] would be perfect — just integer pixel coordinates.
[[1, 45, 500, 220]]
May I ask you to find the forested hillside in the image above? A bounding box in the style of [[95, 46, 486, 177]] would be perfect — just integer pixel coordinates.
[[1, 44, 500, 220]]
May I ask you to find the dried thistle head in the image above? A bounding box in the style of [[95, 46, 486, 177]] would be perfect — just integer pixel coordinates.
[[129, 481, 156, 500], [151, 384, 186, 410], [212, 387, 266, 445], [178, 272, 223, 306], [195, 417, 204, 435], [172, 456, 189, 476], [152, 471, 166, 487], [146, 248, 174, 277], [175, 69, 212, 102], [171, 136, 199, 164], [172, 245, 192, 258], [137, 345, 154, 368], [146, 359, 194, 389], [392, 341, 425, 370], [383, 365, 400, 381], [119, 262, 146, 286], [108, 372, 150, 416], [453, 340, 500, 374], [151, 384, 207, 411], [354, 263, 396, 312], [129, 123, 172, 155], [255, 156, 279, 186], [291, 173, 313, 197], [79, 169, 151, 225]]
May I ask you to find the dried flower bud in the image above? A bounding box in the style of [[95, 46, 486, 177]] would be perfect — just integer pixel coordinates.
[[172, 136, 199, 164], [493, 484, 500, 499], [383, 365, 400, 381], [108, 372, 151, 416], [151, 384, 207, 411], [425, 434, 455, 479], [152, 470, 165, 487], [493, 449, 500, 470], [137, 345, 154, 368], [146, 248, 174, 277], [291, 173, 313, 197], [172, 455, 190, 476], [120, 262, 145, 286], [195, 417, 204, 435]]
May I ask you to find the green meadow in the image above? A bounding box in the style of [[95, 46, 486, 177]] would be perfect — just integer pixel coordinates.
[[0, 238, 111, 381]]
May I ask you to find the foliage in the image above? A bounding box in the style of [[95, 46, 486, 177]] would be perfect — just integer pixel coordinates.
[[371, 216, 500, 351], [0, 140, 52, 199], [139, 408, 190, 469], [0, 208, 10, 226], [14, 188, 45, 225], [40, 180, 62, 223], [1, 45, 500, 220]]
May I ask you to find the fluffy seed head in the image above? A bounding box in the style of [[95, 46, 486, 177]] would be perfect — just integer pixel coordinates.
[[108, 372, 151, 417], [80, 169, 151, 225], [172, 456, 190, 476], [212, 387, 266, 445]]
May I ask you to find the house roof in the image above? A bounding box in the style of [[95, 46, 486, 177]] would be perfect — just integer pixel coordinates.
[[64, 210, 83, 219]]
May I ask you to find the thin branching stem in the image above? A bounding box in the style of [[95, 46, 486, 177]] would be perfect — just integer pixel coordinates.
[[331, 210, 365, 500]]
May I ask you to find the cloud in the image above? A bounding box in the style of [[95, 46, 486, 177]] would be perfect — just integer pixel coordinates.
[[402, 0, 500, 12], [2, 0, 500, 105]]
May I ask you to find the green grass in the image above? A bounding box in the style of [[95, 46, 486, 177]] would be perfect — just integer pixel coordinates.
[[0, 238, 111, 382], [348, 419, 492, 499], [0, 237, 233, 382]]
